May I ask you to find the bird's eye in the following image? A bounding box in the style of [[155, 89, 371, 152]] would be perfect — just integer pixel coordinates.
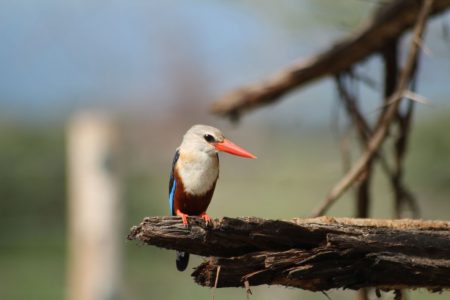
[[204, 134, 215, 143]]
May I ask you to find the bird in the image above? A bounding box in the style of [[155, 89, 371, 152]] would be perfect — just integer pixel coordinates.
[[168, 124, 256, 271]]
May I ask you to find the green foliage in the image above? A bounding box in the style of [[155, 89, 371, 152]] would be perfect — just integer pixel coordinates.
[[0, 124, 66, 235], [0, 124, 66, 300]]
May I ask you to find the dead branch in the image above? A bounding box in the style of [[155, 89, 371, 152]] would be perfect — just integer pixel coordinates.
[[211, 0, 450, 119], [311, 0, 434, 217], [128, 216, 450, 291], [335, 73, 374, 220]]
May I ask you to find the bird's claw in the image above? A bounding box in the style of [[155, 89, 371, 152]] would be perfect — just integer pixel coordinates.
[[175, 210, 212, 227], [200, 212, 212, 225], [176, 209, 189, 227]]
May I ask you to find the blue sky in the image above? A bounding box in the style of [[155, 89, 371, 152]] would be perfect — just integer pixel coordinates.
[[1, 1, 449, 123], [0, 1, 285, 117]]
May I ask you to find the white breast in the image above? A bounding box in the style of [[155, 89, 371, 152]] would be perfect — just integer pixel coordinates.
[[177, 150, 219, 196]]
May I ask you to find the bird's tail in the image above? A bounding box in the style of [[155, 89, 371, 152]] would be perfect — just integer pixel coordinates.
[[176, 251, 189, 271]]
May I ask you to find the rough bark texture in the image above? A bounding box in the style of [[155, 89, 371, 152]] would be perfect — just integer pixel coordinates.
[[211, 0, 450, 119], [128, 216, 450, 291]]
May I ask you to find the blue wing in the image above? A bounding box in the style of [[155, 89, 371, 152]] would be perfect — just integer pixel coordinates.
[[168, 149, 180, 216]]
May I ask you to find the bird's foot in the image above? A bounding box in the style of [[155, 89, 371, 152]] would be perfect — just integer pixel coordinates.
[[175, 209, 189, 226], [200, 212, 212, 225]]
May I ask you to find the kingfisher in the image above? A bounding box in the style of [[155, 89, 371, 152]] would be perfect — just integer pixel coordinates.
[[168, 124, 256, 271]]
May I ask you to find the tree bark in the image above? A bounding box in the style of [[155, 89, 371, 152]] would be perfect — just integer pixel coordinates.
[[128, 216, 450, 292]]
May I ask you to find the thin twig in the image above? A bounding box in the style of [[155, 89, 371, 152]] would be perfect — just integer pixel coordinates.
[[376, 288, 382, 298], [375, 90, 431, 111], [394, 289, 403, 300], [357, 288, 369, 300], [321, 291, 332, 300], [212, 265, 221, 300], [244, 280, 252, 299], [402, 90, 431, 105], [335, 74, 397, 179], [392, 55, 421, 219], [335, 73, 373, 219], [312, 0, 434, 217]]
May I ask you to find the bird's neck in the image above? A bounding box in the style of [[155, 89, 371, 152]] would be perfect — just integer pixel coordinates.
[[176, 150, 219, 196]]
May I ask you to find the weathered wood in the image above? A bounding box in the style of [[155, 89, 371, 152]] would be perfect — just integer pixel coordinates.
[[193, 248, 450, 290], [128, 216, 450, 291]]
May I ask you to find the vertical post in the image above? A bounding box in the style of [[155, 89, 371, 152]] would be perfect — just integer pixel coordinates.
[[66, 112, 122, 300]]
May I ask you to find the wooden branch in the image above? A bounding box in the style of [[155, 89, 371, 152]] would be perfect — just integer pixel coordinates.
[[335, 74, 374, 220], [128, 216, 450, 291], [311, 0, 434, 217], [211, 0, 450, 119]]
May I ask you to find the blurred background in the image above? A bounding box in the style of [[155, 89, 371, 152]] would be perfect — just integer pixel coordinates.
[[1, 1, 450, 299]]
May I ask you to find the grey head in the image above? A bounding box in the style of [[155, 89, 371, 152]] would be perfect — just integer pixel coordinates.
[[179, 124, 224, 155]]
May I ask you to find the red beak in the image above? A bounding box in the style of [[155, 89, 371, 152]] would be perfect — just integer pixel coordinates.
[[214, 139, 257, 159]]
